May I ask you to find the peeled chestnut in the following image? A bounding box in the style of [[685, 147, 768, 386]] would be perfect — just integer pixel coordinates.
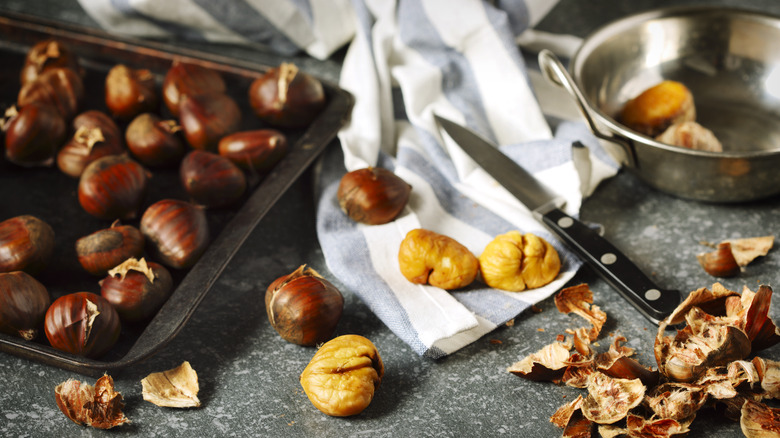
[[18, 67, 84, 120], [0, 271, 51, 340], [140, 199, 210, 269], [100, 258, 173, 322], [125, 113, 185, 166], [105, 64, 158, 119], [3, 103, 66, 166], [180, 150, 246, 208], [178, 92, 241, 151], [78, 155, 149, 221], [162, 60, 226, 117], [21, 39, 81, 86], [44, 292, 121, 358], [0, 215, 55, 275], [248, 62, 326, 128], [218, 129, 288, 172], [337, 167, 412, 225], [265, 265, 344, 346], [75, 222, 145, 276], [57, 110, 125, 178]]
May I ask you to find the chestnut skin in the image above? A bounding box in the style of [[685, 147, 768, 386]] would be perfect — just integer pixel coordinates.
[[140, 199, 210, 269], [248, 62, 325, 128], [44, 292, 121, 358], [4, 103, 67, 167], [162, 60, 226, 117], [0, 215, 55, 275], [180, 150, 246, 208], [78, 155, 149, 221], [178, 92, 241, 151], [100, 259, 173, 322], [20, 39, 81, 86], [0, 271, 51, 341], [105, 64, 158, 119], [57, 110, 125, 178], [75, 223, 145, 276], [218, 129, 288, 172], [17, 67, 84, 120], [125, 113, 185, 166]]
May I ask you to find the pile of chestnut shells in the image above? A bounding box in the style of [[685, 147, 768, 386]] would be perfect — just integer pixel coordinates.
[[0, 39, 327, 359]]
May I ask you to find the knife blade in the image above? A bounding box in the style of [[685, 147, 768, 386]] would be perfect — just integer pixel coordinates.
[[434, 114, 679, 324]]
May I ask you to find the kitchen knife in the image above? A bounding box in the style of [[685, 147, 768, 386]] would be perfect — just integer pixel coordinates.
[[434, 114, 680, 324]]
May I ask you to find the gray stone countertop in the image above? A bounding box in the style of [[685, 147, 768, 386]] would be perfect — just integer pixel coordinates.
[[2, 1, 780, 437]]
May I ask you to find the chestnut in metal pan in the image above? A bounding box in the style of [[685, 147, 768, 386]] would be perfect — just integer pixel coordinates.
[[3, 103, 66, 167], [100, 258, 173, 323], [0, 215, 55, 275], [78, 155, 149, 221], [17, 67, 84, 120], [125, 113, 185, 167], [20, 39, 81, 86], [105, 64, 158, 120], [162, 60, 226, 117], [44, 292, 121, 358], [178, 92, 241, 151], [75, 222, 145, 276], [140, 199, 209, 269], [248, 62, 325, 128], [0, 271, 51, 340], [218, 129, 288, 172], [180, 150, 246, 208], [57, 110, 125, 178]]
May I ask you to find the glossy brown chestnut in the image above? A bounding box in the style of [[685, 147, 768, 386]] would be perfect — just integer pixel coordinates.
[[44, 291, 121, 358], [248, 62, 325, 128], [75, 222, 145, 276], [0, 271, 51, 340], [20, 39, 81, 86], [3, 103, 66, 167], [125, 113, 185, 166], [140, 199, 210, 269], [337, 167, 412, 225], [162, 60, 226, 117], [78, 155, 149, 221], [100, 258, 173, 322], [57, 110, 125, 178], [178, 92, 241, 151], [265, 265, 344, 346], [217, 129, 288, 172], [0, 215, 55, 275], [17, 67, 84, 120], [180, 150, 246, 208], [105, 64, 158, 119]]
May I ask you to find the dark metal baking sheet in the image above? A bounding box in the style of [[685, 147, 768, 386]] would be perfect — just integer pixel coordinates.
[[0, 11, 353, 375]]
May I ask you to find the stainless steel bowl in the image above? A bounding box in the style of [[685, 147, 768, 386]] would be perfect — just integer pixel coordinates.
[[539, 6, 780, 202]]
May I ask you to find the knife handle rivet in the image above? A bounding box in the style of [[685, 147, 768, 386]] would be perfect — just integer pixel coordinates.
[[557, 217, 574, 228], [600, 253, 617, 265], [645, 289, 661, 301]]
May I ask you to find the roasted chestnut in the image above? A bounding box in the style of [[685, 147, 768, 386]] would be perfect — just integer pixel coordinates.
[[78, 155, 149, 221], [125, 113, 185, 166], [57, 110, 124, 178], [162, 60, 226, 117], [180, 150, 246, 208], [140, 199, 209, 269], [105, 64, 158, 119], [178, 92, 241, 151], [337, 167, 412, 225], [3, 103, 66, 166], [0, 215, 55, 275], [0, 271, 51, 340], [218, 129, 288, 172], [75, 222, 145, 276], [20, 39, 81, 86], [248, 62, 325, 128], [17, 67, 84, 120], [44, 292, 121, 358], [100, 258, 173, 322], [265, 265, 344, 346]]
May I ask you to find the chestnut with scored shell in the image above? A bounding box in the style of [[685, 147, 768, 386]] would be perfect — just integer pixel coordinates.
[[140, 199, 210, 269], [248, 62, 325, 128], [337, 167, 412, 225], [3, 103, 66, 167], [265, 265, 344, 346], [125, 113, 185, 166], [75, 222, 145, 276], [178, 92, 241, 151], [0, 271, 51, 340], [218, 129, 288, 172], [105, 64, 158, 119], [44, 291, 121, 358], [17, 67, 84, 120], [100, 257, 173, 322], [20, 39, 80, 86], [0, 215, 55, 275], [57, 110, 124, 178], [180, 150, 246, 208], [78, 155, 149, 220], [162, 60, 226, 117]]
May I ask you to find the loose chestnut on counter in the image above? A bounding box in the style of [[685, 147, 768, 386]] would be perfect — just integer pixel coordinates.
[[105, 64, 158, 119], [44, 292, 121, 358], [0, 271, 51, 340], [178, 92, 241, 151], [218, 129, 288, 172], [3, 103, 66, 167], [248, 62, 325, 128], [337, 167, 412, 225], [125, 113, 185, 167], [20, 39, 81, 86], [75, 221, 145, 276], [265, 265, 344, 346], [100, 257, 173, 323], [17, 67, 84, 120], [78, 154, 149, 221], [180, 150, 246, 208], [140, 199, 210, 269], [57, 110, 125, 178], [0, 215, 55, 275], [162, 60, 226, 117]]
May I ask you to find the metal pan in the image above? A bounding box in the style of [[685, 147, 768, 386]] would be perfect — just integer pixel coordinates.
[[538, 6, 780, 203]]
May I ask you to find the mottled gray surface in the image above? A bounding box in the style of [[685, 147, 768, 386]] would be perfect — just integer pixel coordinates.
[[2, 1, 780, 437]]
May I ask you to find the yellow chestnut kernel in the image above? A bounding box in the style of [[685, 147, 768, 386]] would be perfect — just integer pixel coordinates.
[[620, 80, 695, 137], [479, 231, 560, 292], [398, 228, 479, 290]]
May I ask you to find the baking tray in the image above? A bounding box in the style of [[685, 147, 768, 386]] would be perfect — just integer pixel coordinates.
[[0, 11, 353, 375]]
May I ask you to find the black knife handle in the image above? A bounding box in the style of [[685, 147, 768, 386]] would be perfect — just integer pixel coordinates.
[[538, 207, 680, 324]]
